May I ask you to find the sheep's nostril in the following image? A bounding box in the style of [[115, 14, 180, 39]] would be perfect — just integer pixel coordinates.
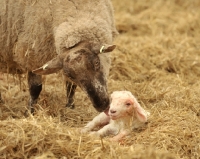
[[110, 110, 116, 114]]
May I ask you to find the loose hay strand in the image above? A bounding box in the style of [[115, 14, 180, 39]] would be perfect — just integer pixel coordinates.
[[78, 136, 82, 157]]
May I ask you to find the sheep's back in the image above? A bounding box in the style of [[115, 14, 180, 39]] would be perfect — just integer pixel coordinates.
[[0, 1, 25, 73]]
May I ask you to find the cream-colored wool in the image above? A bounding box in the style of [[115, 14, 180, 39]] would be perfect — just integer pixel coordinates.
[[0, 0, 118, 73]]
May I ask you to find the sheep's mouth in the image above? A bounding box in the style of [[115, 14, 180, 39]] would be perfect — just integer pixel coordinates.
[[80, 80, 110, 112], [104, 107, 109, 116]]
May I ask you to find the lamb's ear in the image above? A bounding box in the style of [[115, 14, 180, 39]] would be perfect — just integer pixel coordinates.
[[133, 99, 148, 122], [99, 44, 116, 53], [32, 56, 63, 75]]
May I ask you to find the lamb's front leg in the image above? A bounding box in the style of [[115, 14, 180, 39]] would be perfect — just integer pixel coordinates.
[[26, 72, 42, 114], [92, 123, 118, 138], [82, 112, 110, 133]]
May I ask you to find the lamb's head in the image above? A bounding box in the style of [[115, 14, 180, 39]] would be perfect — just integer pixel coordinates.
[[109, 91, 148, 122], [32, 42, 116, 112]]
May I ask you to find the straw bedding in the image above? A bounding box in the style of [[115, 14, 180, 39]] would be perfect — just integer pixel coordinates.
[[0, 0, 200, 158]]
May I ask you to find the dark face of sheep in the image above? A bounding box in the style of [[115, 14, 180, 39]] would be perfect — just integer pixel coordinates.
[[32, 42, 116, 112]]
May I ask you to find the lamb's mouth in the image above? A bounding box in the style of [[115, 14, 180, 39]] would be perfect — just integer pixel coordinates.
[[109, 115, 119, 120]]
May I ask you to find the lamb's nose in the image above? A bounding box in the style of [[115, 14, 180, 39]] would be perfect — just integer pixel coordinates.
[[110, 110, 116, 114]]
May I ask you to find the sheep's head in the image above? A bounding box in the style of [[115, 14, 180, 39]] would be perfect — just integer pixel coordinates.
[[109, 91, 148, 122], [32, 42, 116, 112]]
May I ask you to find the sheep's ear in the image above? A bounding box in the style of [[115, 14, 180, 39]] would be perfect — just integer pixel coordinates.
[[133, 99, 148, 122], [32, 56, 63, 75], [99, 44, 116, 53]]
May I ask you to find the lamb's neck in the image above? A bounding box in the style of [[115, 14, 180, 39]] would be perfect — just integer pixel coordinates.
[[111, 116, 133, 130]]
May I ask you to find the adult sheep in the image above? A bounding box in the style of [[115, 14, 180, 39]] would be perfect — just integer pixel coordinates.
[[0, 0, 117, 114]]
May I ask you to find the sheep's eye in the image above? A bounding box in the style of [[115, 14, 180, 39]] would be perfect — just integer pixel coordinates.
[[94, 59, 100, 70], [95, 60, 99, 66]]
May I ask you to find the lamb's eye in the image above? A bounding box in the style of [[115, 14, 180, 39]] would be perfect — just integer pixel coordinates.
[[125, 102, 131, 107]]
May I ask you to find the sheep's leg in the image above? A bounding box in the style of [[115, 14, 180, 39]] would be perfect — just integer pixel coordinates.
[[27, 71, 42, 114], [66, 80, 77, 109]]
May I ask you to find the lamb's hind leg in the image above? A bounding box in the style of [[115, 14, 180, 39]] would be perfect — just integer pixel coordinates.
[[26, 71, 42, 114], [66, 80, 77, 109]]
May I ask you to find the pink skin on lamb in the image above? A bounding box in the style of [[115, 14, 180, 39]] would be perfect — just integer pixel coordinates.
[[82, 91, 150, 142]]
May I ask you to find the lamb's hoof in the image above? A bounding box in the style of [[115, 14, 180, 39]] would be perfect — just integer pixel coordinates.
[[66, 103, 75, 109]]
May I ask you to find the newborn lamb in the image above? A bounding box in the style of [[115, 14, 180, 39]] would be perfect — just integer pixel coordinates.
[[82, 91, 150, 141]]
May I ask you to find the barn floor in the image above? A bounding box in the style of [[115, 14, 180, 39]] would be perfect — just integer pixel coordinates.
[[0, 0, 200, 158]]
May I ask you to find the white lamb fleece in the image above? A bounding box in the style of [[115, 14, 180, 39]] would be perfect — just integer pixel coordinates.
[[82, 91, 150, 141]]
